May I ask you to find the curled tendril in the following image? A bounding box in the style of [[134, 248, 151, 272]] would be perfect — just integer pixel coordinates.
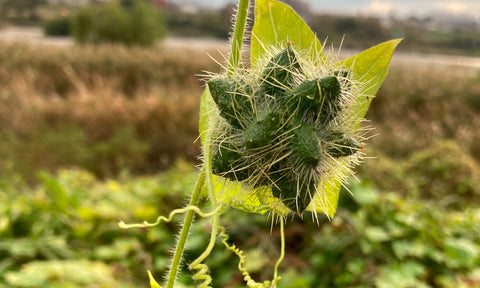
[[219, 215, 285, 288], [120, 202, 286, 288], [120, 206, 222, 288], [219, 225, 271, 288], [118, 205, 222, 229], [189, 214, 220, 288], [190, 262, 213, 288]]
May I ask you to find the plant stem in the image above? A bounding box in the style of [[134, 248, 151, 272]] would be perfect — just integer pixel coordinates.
[[166, 169, 205, 288], [273, 216, 285, 287], [228, 0, 250, 75], [189, 213, 220, 268], [165, 0, 250, 286]]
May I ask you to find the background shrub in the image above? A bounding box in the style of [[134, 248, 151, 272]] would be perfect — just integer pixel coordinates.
[[127, 0, 166, 46], [70, 0, 166, 46], [70, 6, 95, 44], [43, 16, 71, 37], [93, 1, 130, 44]]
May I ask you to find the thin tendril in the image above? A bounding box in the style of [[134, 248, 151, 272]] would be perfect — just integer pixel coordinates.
[[272, 216, 285, 286], [189, 214, 220, 288], [118, 205, 221, 229]]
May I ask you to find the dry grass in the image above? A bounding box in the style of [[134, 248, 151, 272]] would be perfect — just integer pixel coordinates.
[[1, 41, 479, 182], [369, 63, 480, 161], [0, 41, 219, 95], [0, 42, 223, 180]]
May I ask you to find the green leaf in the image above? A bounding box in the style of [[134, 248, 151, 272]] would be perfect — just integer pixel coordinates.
[[311, 40, 400, 216], [148, 271, 162, 288], [376, 261, 427, 288], [365, 226, 390, 242], [38, 171, 69, 211], [444, 238, 479, 269], [5, 260, 120, 287], [341, 39, 402, 120], [251, 0, 322, 67]]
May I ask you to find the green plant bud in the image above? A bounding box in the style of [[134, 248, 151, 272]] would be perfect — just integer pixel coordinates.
[[208, 77, 253, 129], [212, 141, 250, 181], [260, 45, 303, 96], [324, 132, 360, 158], [271, 173, 316, 214], [244, 111, 282, 149], [318, 75, 342, 125], [288, 120, 321, 168]]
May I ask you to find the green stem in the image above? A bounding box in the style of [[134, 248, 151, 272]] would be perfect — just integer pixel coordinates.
[[165, 0, 250, 286], [228, 0, 250, 75], [189, 213, 220, 268], [166, 169, 205, 288], [272, 216, 285, 287]]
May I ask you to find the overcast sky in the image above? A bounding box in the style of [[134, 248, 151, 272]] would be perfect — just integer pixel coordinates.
[[171, 0, 480, 20]]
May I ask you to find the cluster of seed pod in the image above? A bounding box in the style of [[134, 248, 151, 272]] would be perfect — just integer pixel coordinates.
[[208, 42, 362, 215]]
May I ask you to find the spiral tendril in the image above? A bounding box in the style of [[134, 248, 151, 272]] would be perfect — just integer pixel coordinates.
[[219, 226, 272, 288], [118, 205, 221, 229], [190, 262, 213, 288], [188, 214, 220, 288]]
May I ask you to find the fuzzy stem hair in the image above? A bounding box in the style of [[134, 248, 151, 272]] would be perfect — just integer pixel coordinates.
[[166, 169, 205, 288], [228, 0, 250, 75]]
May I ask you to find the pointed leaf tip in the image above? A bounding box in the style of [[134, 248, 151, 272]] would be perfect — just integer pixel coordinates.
[[339, 38, 402, 122], [148, 271, 162, 288]]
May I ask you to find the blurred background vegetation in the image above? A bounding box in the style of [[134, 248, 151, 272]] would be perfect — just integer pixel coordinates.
[[0, 0, 479, 287]]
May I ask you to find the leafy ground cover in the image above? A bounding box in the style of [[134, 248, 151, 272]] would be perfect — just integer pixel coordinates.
[[1, 160, 479, 287]]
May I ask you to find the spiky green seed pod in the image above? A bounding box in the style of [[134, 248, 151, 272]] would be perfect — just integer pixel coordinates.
[[318, 76, 342, 125], [244, 111, 282, 149], [271, 171, 316, 214], [208, 42, 370, 216], [334, 69, 352, 93], [260, 45, 303, 96], [285, 79, 321, 120], [212, 141, 250, 181], [325, 132, 360, 158], [208, 77, 253, 129], [288, 120, 321, 168]]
